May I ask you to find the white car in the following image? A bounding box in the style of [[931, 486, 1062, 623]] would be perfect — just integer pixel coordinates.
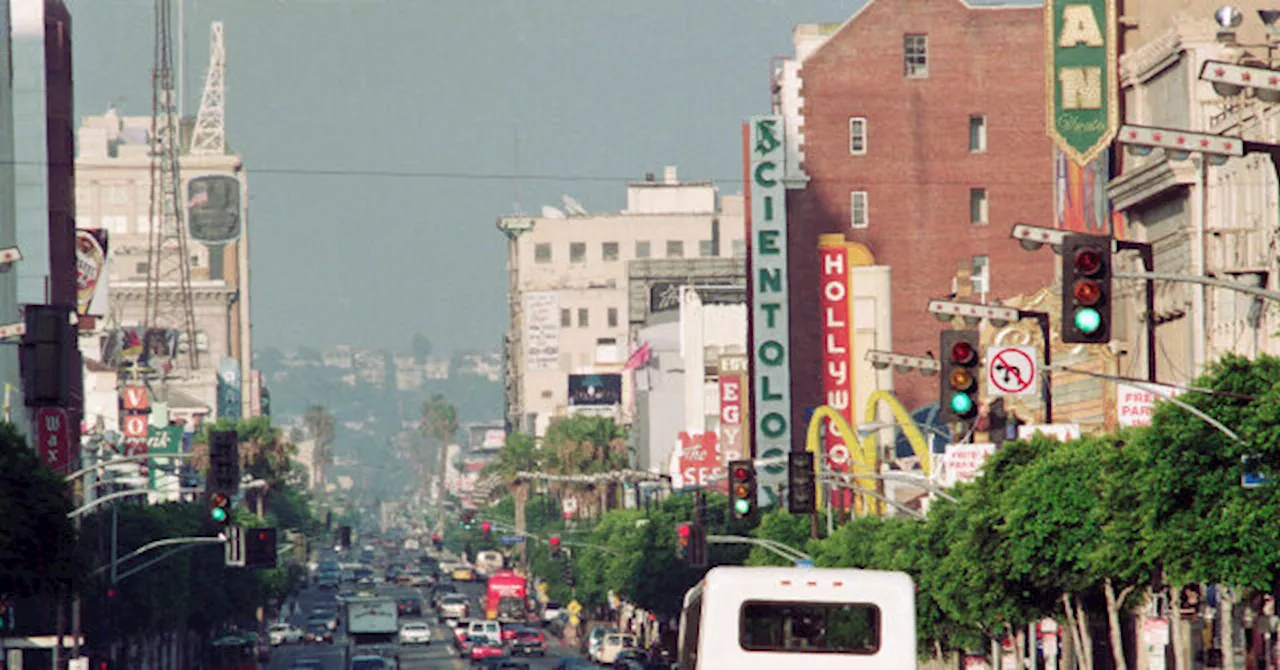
[[438, 594, 470, 622], [541, 602, 563, 625], [268, 622, 303, 646], [398, 621, 432, 645]]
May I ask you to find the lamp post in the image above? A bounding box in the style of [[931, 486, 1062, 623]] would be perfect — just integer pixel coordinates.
[[927, 299, 1054, 423]]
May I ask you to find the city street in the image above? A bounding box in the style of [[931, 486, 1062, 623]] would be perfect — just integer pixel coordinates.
[[267, 579, 582, 670]]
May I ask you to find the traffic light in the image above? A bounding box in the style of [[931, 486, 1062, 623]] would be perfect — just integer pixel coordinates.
[[460, 510, 476, 529], [688, 524, 707, 568], [787, 451, 816, 514], [548, 536, 561, 559], [208, 430, 240, 494], [244, 527, 278, 569], [1061, 234, 1112, 343], [939, 330, 981, 425], [338, 525, 352, 550], [208, 491, 231, 527], [481, 521, 492, 540], [676, 523, 692, 562], [431, 532, 442, 550], [21, 304, 73, 407], [728, 460, 757, 520]]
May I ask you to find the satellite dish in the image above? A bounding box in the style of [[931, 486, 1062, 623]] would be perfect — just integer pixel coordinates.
[[562, 195, 588, 216], [541, 206, 566, 219]]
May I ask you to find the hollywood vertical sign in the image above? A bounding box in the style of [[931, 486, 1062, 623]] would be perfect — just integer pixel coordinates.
[[748, 116, 792, 467], [817, 235, 854, 487]]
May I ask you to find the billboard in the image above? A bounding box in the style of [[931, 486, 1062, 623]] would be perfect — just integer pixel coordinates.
[[567, 373, 622, 406], [187, 174, 243, 244], [75, 228, 108, 316], [747, 116, 792, 462], [522, 292, 560, 371]]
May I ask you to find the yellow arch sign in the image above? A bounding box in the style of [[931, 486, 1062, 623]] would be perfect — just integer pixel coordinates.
[[803, 392, 934, 514]]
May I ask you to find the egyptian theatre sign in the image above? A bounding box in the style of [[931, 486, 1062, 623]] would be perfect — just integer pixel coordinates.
[[748, 116, 792, 460], [1046, 0, 1118, 165]]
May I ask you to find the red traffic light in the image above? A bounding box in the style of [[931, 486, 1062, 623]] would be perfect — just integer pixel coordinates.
[[257, 531, 268, 541], [480, 522, 491, 532], [949, 340, 977, 365], [431, 533, 439, 541], [1074, 248, 1103, 276], [549, 536, 560, 548], [732, 465, 749, 480], [677, 524, 691, 538]]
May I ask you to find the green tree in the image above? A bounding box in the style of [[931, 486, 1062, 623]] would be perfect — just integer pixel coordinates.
[[421, 393, 459, 513], [0, 422, 82, 600], [746, 507, 814, 566], [543, 415, 629, 519], [411, 333, 433, 362], [481, 432, 543, 560]]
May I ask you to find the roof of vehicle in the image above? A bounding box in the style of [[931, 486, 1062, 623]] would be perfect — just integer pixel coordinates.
[[401, 622, 430, 629]]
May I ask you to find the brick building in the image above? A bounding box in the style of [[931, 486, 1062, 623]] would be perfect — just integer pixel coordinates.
[[779, 0, 1056, 427]]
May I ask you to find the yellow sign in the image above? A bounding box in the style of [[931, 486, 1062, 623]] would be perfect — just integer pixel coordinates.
[[567, 600, 583, 615], [570, 614, 581, 626]]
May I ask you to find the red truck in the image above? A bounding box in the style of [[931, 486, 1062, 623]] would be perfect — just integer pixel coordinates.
[[485, 569, 529, 622]]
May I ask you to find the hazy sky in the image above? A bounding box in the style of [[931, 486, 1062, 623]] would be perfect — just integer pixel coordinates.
[[64, 0, 857, 355]]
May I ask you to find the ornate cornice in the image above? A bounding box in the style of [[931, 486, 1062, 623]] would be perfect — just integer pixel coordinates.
[[1119, 28, 1183, 87], [1106, 152, 1197, 212]]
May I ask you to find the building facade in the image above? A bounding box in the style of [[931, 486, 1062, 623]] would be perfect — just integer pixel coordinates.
[[776, 0, 1055, 431], [498, 166, 745, 437], [74, 109, 254, 425]]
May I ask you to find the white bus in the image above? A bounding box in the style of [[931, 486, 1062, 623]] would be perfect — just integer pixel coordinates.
[[677, 566, 916, 670]]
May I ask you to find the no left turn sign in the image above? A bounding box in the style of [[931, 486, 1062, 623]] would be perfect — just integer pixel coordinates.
[[986, 346, 1039, 397]]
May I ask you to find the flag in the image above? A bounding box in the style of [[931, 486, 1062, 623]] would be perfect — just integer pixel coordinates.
[[186, 191, 209, 209], [624, 342, 651, 371]]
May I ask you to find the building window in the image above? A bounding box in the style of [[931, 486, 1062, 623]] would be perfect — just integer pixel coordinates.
[[849, 117, 867, 155], [535, 243, 551, 264], [636, 241, 651, 259], [607, 307, 619, 328], [570, 242, 586, 263], [666, 240, 684, 258], [190, 255, 200, 267], [699, 240, 716, 258], [970, 188, 988, 225], [560, 308, 571, 327], [102, 215, 128, 234], [596, 338, 620, 364], [732, 239, 747, 258], [602, 242, 619, 261], [577, 308, 589, 327], [969, 115, 987, 152], [972, 256, 990, 296], [904, 34, 928, 78], [135, 262, 149, 275], [850, 191, 869, 229]]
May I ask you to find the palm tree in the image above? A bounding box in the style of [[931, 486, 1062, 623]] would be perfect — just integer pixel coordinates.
[[303, 405, 336, 488], [420, 394, 459, 514], [542, 415, 628, 520], [481, 432, 542, 560]]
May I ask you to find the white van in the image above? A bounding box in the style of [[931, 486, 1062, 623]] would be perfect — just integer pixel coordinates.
[[678, 566, 916, 670], [467, 620, 502, 645]]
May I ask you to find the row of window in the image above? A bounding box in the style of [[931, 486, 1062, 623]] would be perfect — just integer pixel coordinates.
[[848, 114, 987, 155], [534, 239, 747, 264], [559, 306, 620, 329], [846, 188, 987, 229]]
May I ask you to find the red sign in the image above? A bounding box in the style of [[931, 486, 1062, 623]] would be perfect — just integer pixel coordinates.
[[719, 374, 744, 464], [122, 413, 149, 439], [819, 244, 854, 473], [676, 431, 725, 493], [121, 385, 149, 411], [36, 407, 71, 473]]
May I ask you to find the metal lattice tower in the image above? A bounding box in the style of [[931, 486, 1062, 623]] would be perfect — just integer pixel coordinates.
[[145, 0, 200, 371], [190, 21, 225, 156]]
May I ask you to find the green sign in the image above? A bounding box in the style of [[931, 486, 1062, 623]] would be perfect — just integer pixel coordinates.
[[147, 424, 185, 490], [1047, 0, 1118, 165]]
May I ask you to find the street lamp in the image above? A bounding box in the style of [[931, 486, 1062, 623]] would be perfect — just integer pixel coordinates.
[[865, 350, 940, 376]]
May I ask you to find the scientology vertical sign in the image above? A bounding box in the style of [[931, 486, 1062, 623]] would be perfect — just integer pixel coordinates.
[[748, 116, 792, 490]]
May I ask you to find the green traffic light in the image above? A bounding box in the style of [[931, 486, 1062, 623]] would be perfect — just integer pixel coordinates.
[[210, 507, 227, 522], [734, 499, 751, 515], [949, 392, 974, 415], [1074, 308, 1102, 334]]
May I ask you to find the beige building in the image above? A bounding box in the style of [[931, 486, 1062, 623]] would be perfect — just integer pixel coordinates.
[[74, 109, 253, 422], [1109, 9, 1280, 387], [498, 166, 746, 436]]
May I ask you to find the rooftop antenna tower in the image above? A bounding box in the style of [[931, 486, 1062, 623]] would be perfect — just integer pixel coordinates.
[[145, 0, 200, 371], [190, 21, 226, 156]]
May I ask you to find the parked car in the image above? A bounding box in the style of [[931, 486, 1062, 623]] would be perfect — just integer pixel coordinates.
[[268, 622, 303, 646], [438, 594, 470, 622]]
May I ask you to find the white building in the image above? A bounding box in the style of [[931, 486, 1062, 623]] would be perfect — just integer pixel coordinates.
[[498, 166, 746, 437], [1108, 15, 1280, 384]]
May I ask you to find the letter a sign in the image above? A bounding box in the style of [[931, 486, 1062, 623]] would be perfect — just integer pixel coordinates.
[[1047, 0, 1118, 165]]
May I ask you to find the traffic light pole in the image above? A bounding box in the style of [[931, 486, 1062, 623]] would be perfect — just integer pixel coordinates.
[[1114, 242, 1158, 384]]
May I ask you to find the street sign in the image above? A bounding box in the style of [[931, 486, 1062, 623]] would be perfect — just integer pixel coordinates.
[[36, 407, 70, 473], [499, 534, 525, 546], [795, 560, 814, 568], [986, 346, 1038, 397], [566, 600, 583, 615]]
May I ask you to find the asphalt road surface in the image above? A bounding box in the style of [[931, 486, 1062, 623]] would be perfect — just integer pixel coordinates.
[[267, 578, 583, 670]]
